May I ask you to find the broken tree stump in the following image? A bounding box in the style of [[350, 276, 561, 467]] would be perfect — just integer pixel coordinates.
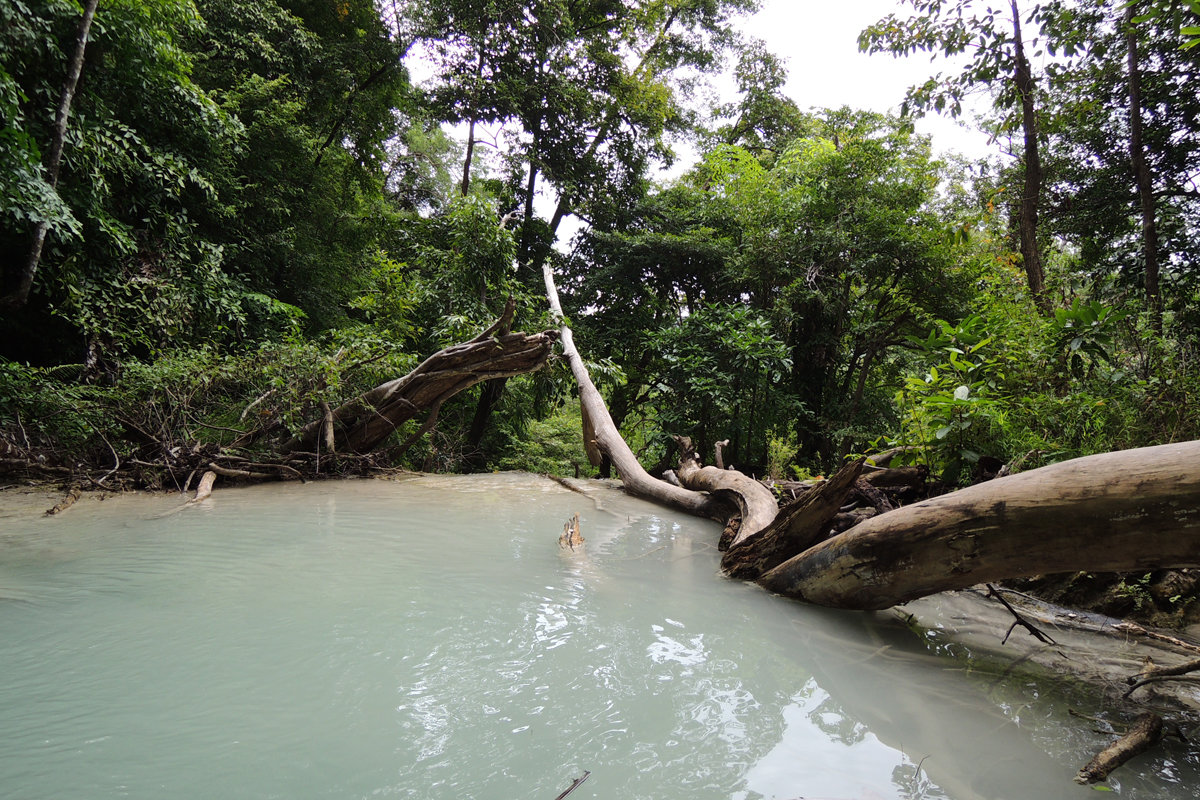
[[720, 459, 864, 580]]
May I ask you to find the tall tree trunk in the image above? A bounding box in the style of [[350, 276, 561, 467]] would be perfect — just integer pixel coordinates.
[[1011, 0, 1049, 313], [1126, 5, 1163, 335], [465, 123, 539, 463], [528, 5, 684, 280], [461, 118, 477, 197], [460, 44, 485, 197], [2, 0, 98, 312]]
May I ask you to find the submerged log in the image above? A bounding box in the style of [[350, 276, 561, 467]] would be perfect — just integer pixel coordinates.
[[282, 300, 557, 454], [758, 441, 1200, 610], [1075, 713, 1164, 784]]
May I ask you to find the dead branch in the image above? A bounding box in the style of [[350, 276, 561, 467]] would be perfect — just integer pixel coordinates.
[[552, 771, 591, 800], [987, 584, 1057, 645], [673, 435, 778, 547], [1124, 656, 1200, 698], [281, 299, 557, 454], [44, 485, 81, 516]]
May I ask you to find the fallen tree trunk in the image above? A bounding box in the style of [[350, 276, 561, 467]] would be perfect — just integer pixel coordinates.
[[673, 436, 778, 546], [281, 300, 557, 455], [541, 260, 719, 520], [756, 440, 1200, 609]]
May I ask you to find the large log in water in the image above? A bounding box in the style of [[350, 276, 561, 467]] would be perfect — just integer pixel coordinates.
[[757, 441, 1200, 610]]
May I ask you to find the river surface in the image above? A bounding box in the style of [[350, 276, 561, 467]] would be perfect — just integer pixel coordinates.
[[1, 474, 1197, 800]]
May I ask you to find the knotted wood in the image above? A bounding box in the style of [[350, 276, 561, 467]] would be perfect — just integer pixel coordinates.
[[721, 459, 863, 580]]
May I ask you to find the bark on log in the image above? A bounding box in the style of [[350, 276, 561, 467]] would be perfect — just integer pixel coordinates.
[[721, 459, 864, 580], [758, 441, 1200, 610], [282, 300, 557, 454], [1074, 713, 1164, 784], [674, 436, 778, 546]]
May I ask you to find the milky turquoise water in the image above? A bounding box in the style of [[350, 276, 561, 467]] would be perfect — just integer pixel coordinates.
[[0, 475, 1195, 799]]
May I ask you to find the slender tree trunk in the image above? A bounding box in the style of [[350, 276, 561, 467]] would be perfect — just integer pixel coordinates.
[[461, 118, 477, 197], [460, 44, 485, 197], [529, 6, 684, 279], [1126, 5, 1163, 335], [2, 0, 98, 311], [465, 122, 538, 463], [1011, 0, 1049, 313]]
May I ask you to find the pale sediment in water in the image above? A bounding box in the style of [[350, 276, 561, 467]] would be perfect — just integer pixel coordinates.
[[0, 474, 1197, 799]]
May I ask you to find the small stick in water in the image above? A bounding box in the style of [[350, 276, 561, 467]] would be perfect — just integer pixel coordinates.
[[553, 771, 590, 800]]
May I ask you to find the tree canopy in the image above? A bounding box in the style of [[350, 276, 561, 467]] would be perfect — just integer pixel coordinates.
[[0, 0, 1196, 483]]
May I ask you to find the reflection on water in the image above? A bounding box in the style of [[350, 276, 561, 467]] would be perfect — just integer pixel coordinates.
[[0, 475, 1196, 800]]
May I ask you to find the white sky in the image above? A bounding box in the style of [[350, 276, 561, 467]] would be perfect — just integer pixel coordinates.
[[731, 0, 996, 160]]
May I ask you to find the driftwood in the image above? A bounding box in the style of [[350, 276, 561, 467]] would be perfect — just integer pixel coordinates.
[[558, 513, 584, 550], [551, 771, 591, 800], [756, 440, 1200, 609], [44, 484, 82, 516], [1074, 713, 1164, 784], [673, 436, 778, 546], [720, 459, 863, 580], [1125, 656, 1200, 697], [282, 300, 557, 454]]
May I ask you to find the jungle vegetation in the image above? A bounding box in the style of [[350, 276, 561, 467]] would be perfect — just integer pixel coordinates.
[[1, 0, 1197, 492]]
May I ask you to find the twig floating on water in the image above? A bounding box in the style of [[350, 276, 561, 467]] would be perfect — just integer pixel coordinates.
[[552, 771, 590, 800]]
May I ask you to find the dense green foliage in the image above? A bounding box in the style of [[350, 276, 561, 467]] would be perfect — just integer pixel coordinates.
[[1, 0, 1197, 486]]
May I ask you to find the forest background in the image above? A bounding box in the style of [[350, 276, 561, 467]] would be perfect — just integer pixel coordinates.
[[1, 0, 1197, 512]]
